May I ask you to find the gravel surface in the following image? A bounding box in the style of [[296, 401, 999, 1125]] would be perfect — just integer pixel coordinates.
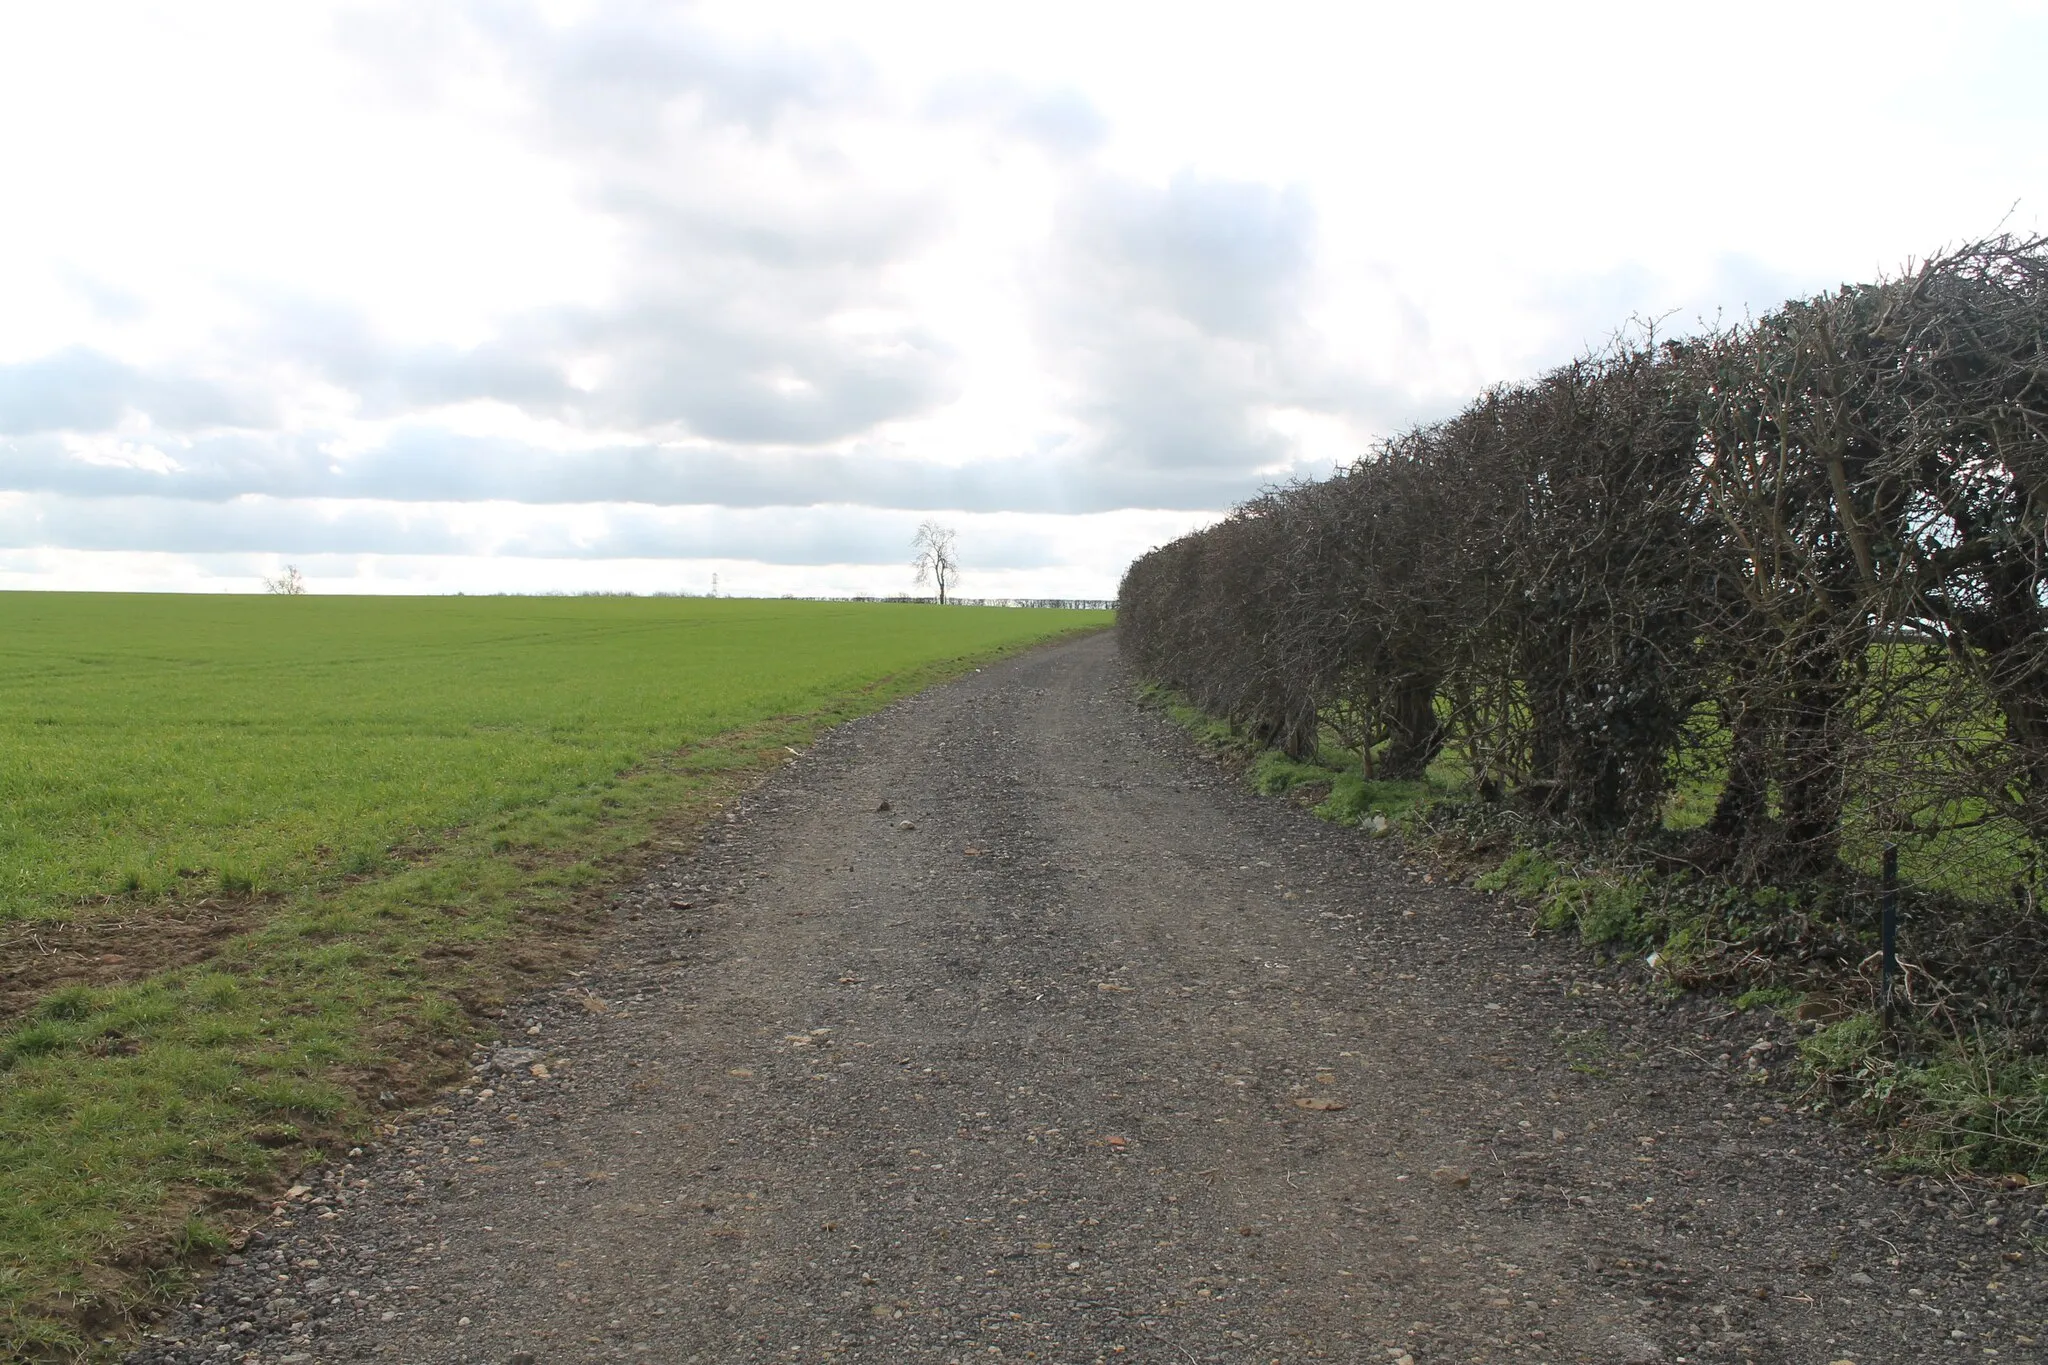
[[129, 632, 2046, 1365]]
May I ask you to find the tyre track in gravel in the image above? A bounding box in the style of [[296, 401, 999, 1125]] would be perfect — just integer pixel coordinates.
[[130, 631, 2045, 1365]]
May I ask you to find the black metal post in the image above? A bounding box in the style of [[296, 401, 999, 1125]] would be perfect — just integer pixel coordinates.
[[1880, 843, 1899, 1023]]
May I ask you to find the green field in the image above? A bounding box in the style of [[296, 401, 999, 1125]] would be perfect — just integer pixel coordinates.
[[1, 594, 1103, 925], [0, 593, 1108, 1358]]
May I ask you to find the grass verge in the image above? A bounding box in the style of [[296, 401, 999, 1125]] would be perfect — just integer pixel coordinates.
[[1136, 680, 2048, 1183], [2, 625, 1105, 1360]]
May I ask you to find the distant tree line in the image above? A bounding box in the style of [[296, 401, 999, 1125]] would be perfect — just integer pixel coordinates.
[[1121, 237, 2048, 890], [850, 595, 1117, 609]]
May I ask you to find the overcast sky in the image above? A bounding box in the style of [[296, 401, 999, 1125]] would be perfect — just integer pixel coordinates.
[[2, 1, 2044, 597]]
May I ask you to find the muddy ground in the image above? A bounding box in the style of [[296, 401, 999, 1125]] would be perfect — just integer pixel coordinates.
[[128, 632, 2045, 1364], [1, 901, 265, 1025]]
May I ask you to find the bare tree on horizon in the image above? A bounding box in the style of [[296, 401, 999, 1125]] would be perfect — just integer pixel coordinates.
[[911, 521, 959, 605], [263, 565, 307, 595]]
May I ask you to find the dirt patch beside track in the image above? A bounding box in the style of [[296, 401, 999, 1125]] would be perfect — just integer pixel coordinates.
[[0, 902, 266, 1025]]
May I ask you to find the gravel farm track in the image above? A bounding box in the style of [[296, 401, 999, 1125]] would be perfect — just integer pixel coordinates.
[[127, 631, 2046, 1365]]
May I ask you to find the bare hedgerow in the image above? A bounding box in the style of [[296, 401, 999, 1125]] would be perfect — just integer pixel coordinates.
[[1120, 235, 2048, 903]]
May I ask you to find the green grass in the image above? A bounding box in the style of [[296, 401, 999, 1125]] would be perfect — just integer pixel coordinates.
[[0, 593, 1108, 1358], [1140, 683, 1240, 754], [1800, 1014, 2048, 1175], [1135, 683, 1460, 828], [1, 595, 1101, 924]]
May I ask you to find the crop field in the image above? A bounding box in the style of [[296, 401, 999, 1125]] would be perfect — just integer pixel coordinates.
[[1, 594, 1104, 927], [0, 593, 1108, 1355]]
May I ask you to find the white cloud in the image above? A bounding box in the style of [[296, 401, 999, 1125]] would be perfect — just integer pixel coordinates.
[[0, 0, 2042, 596], [0, 494, 1202, 597]]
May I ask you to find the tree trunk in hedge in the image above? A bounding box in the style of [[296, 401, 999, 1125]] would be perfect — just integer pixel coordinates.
[[1976, 555, 2048, 842], [1708, 703, 1772, 842], [1277, 694, 1320, 763], [1776, 679, 1848, 877], [1379, 676, 1443, 780]]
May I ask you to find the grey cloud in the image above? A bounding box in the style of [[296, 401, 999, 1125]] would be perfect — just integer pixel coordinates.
[[483, 0, 870, 142], [563, 298, 955, 442], [0, 430, 1266, 514], [0, 348, 272, 434], [1, 5, 1393, 532], [301, 3, 957, 445], [59, 267, 146, 323], [615, 186, 932, 273], [926, 77, 1108, 156], [0, 492, 1070, 568], [0, 349, 134, 432], [257, 302, 575, 417], [239, 286, 956, 445], [1062, 314, 1297, 473], [339, 1, 865, 137], [1067, 174, 1315, 338], [1040, 172, 1409, 474]]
